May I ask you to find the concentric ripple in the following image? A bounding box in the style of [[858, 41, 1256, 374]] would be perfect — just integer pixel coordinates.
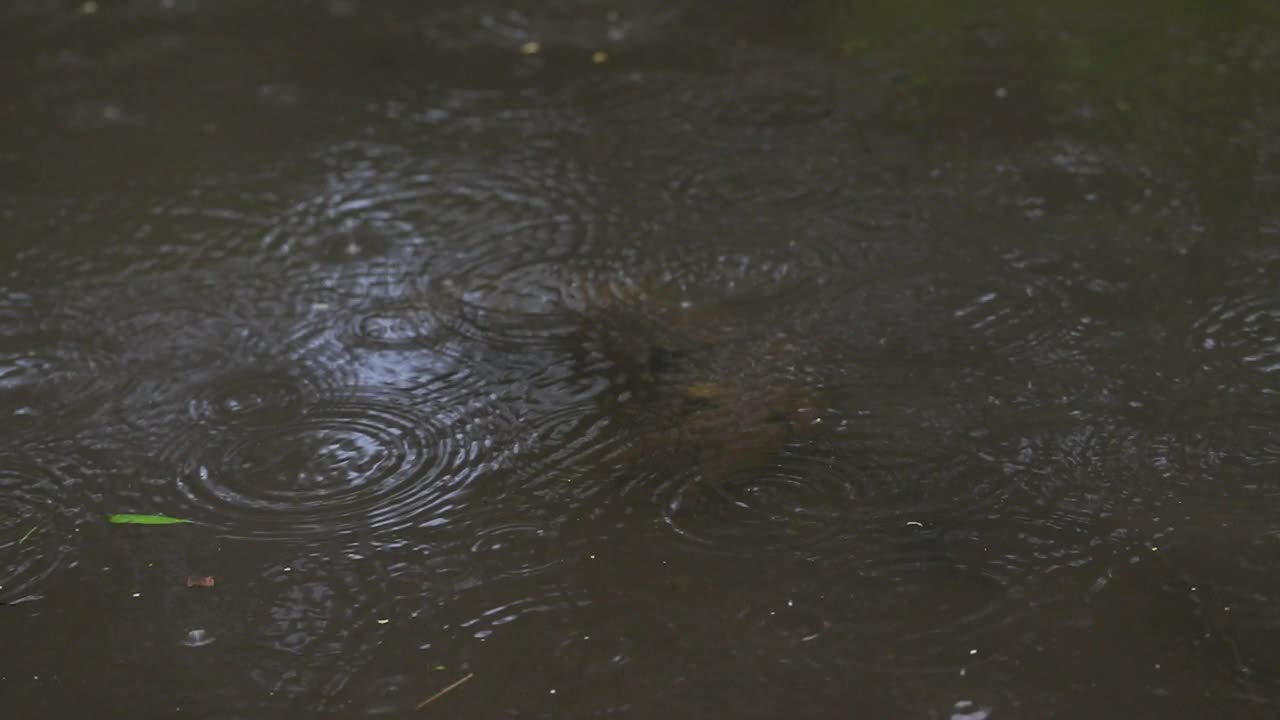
[[257, 140, 428, 260], [185, 368, 310, 427], [90, 277, 367, 442], [468, 522, 565, 579], [339, 292, 492, 397], [939, 267, 1084, 363], [349, 297, 458, 352], [433, 0, 684, 50], [162, 390, 498, 539], [457, 581, 593, 642], [651, 450, 853, 556], [867, 250, 1091, 367], [340, 282, 544, 371], [262, 138, 612, 288], [238, 548, 394, 706], [0, 293, 130, 438], [628, 245, 833, 320], [605, 377, 843, 556], [103, 292, 262, 370], [822, 422, 1175, 674], [1111, 265, 1280, 465], [1190, 292, 1280, 379], [439, 263, 653, 352], [0, 450, 96, 603], [830, 548, 1029, 674], [611, 361, 1010, 557], [108, 350, 351, 447]]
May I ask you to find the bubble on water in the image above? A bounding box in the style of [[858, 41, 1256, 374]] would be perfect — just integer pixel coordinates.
[[951, 700, 992, 720], [183, 628, 215, 647]]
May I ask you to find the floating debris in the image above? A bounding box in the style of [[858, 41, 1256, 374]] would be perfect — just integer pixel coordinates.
[[416, 672, 474, 710], [108, 514, 193, 525]]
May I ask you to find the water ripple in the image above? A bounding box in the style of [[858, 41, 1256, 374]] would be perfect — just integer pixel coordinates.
[[266, 140, 610, 278], [842, 250, 1094, 370], [235, 548, 393, 707], [697, 549, 1023, 681], [0, 294, 125, 439], [100, 298, 355, 443], [427, 155, 617, 268], [603, 376, 836, 555], [0, 449, 98, 603], [468, 522, 564, 579], [160, 389, 502, 540], [935, 254, 1088, 365], [437, 262, 656, 353], [1134, 262, 1279, 467], [1191, 291, 1280, 378], [259, 142, 426, 270], [608, 355, 1010, 554], [438, 0, 685, 50], [708, 423, 1166, 674], [348, 295, 459, 352], [835, 549, 1027, 673], [338, 288, 498, 396], [458, 582, 593, 642], [184, 368, 310, 428], [647, 445, 850, 557]]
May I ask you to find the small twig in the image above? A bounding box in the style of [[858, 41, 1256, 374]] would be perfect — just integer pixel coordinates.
[[17, 526, 37, 545], [416, 672, 474, 710]]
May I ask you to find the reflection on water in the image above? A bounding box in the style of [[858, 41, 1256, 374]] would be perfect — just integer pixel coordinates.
[[2, 0, 1280, 717]]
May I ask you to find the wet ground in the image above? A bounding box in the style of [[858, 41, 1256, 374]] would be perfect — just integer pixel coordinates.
[[2, 0, 1279, 717]]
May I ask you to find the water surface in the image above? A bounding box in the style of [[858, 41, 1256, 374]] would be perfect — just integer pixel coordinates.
[[2, 1, 1279, 717]]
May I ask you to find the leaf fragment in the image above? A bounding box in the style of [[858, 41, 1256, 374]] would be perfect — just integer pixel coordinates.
[[108, 513, 193, 525]]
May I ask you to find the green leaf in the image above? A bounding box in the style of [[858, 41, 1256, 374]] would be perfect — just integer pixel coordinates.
[[108, 513, 193, 526]]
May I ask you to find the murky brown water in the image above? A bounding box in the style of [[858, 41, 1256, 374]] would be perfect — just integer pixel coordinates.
[[2, 0, 1279, 717]]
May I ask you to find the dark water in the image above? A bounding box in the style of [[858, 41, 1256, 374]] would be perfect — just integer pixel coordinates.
[[2, 0, 1279, 717]]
